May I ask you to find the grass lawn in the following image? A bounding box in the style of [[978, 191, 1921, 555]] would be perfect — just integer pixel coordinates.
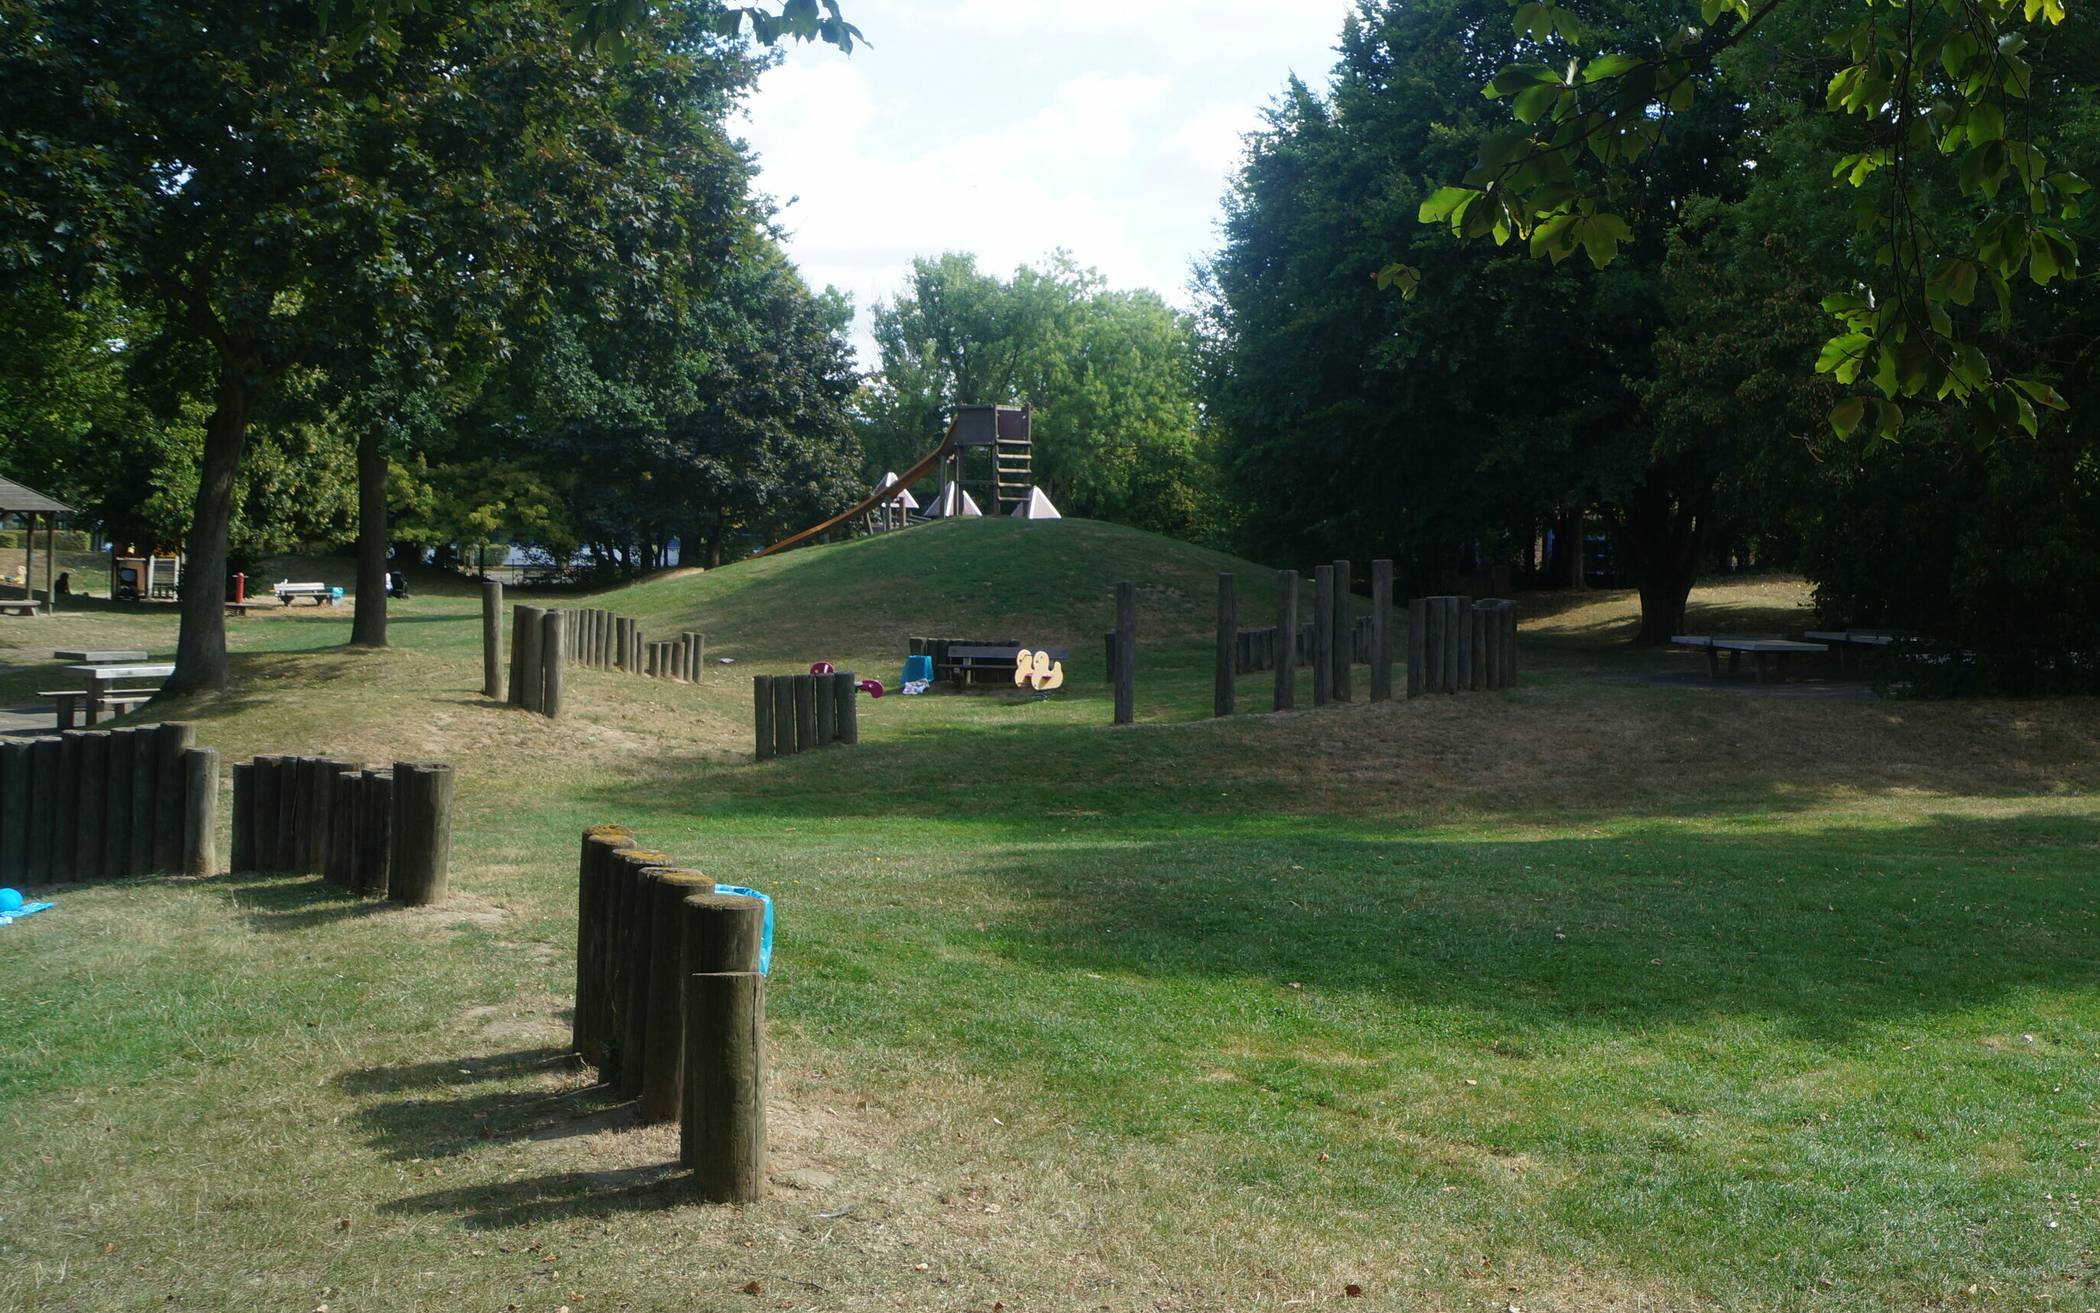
[[2, 519, 2096, 1312]]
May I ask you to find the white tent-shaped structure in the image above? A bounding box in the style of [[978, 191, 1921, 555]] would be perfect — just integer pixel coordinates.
[[1010, 486, 1061, 520], [875, 473, 919, 513], [870, 472, 919, 530], [924, 482, 983, 518]]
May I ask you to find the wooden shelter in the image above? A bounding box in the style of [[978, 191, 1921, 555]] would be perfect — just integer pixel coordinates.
[[0, 476, 73, 615]]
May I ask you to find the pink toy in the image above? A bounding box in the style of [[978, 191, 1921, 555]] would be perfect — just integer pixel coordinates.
[[811, 661, 835, 675], [858, 678, 885, 698]]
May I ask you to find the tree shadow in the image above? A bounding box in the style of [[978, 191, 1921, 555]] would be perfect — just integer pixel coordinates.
[[970, 811, 2100, 1043], [334, 1043, 631, 1164]]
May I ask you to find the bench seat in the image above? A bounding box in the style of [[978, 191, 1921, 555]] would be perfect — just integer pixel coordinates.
[[1671, 635, 1828, 684]]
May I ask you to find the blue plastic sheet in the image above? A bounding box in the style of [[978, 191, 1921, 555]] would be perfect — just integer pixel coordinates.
[[0, 901, 54, 927], [713, 884, 773, 974]]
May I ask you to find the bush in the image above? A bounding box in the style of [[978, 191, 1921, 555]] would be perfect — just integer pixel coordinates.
[[0, 529, 92, 551]]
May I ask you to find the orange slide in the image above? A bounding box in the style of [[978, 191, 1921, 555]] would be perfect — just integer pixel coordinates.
[[754, 425, 955, 559]]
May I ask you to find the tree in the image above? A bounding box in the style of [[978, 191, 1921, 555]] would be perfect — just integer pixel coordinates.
[[864, 253, 1217, 540], [1398, 0, 2084, 441]]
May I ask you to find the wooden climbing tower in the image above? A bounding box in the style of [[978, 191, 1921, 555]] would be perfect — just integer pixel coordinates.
[[945, 404, 1032, 517]]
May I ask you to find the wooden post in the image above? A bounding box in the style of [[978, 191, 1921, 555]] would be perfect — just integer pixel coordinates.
[[508, 607, 529, 706], [834, 671, 859, 746], [685, 971, 765, 1202], [752, 677, 776, 761], [388, 762, 454, 907], [1274, 570, 1298, 711], [152, 722, 192, 872], [105, 727, 135, 879], [640, 869, 717, 1123], [1313, 567, 1334, 707], [678, 892, 765, 1160], [540, 609, 565, 718], [1214, 573, 1236, 718], [1470, 603, 1489, 690], [354, 770, 393, 897], [1332, 560, 1353, 702], [1407, 598, 1427, 697], [182, 748, 218, 877], [687, 632, 705, 679], [325, 769, 357, 887], [482, 581, 504, 700], [614, 848, 674, 1098], [1371, 561, 1393, 702], [251, 756, 282, 871], [1113, 582, 1136, 725], [309, 759, 352, 877], [814, 669, 836, 746], [517, 605, 545, 714], [128, 724, 155, 876], [228, 761, 254, 873], [599, 845, 667, 1082], [75, 731, 108, 879], [0, 740, 27, 883], [1441, 597, 1462, 694], [794, 674, 817, 747], [574, 826, 636, 1068], [28, 736, 59, 881], [1505, 601, 1519, 686], [772, 678, 796, 757]]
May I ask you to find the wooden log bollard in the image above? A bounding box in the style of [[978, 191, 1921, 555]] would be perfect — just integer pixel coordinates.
[[540, 609, 566, 718], [685, 632, 705, 680], [678, 891, 766, 1171], [752, 676, 776, 761], [793, 675, 817, 749], [324, 768, 357, 886], [640, 868, 717, 1123], [517, 605, 546, 713], [574, 826, 636, 1068], [353, 769, 393, 896], [229, 760, 255, 872], [153, 722, 192, 872], [1214, 573, 1236, 718], [1371, 560, 1394, 702], [75, 731, 108, 880], [772, 678, 795, 758], [1113, 582, 1136, 725], [482, 581, 505, 700], [182, 747, 219, 876], [1313, 567, 1334, 707], [388, 762, 454, 907], [104, 728, 134, 879], [1470, 602, 1490, 691], [612, 847, 674, 1096], [834, 671, 859, 746], [128, 725, 156, 877], [1275, 569, 1298, 711], [1443, 596, 1463, 694], [0, 740, 27, 883], [29, 736, 60, 881], [814, 671, 836, 746], [684, 970, 766, 1202], [1332, 560, 1353, 702]]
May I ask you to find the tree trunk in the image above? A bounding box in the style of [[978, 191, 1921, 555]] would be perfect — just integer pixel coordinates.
[[351, 427, 389, 647], [1622, 468, 1712, 647], [169, 357, 252, 692]]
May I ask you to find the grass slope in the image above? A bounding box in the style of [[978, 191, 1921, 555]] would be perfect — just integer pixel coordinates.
[[2, 524, 2097, 1312]]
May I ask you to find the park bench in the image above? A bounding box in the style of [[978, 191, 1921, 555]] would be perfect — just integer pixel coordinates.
[[54, 649, 148, 664], [62, 661, 173, 725], [225, 601, 261, 617], [1670, 634, 1828, 684], [0, 600, 41, 618], [942, 643, 1070, 688], [273, 581, 337, 606]]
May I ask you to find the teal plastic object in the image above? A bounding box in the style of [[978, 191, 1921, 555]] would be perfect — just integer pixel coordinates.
[[714, 884, 773, 974], [903, 654, 934, 684]]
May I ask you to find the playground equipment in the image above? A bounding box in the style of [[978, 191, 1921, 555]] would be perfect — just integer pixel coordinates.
[[757, 404, 1036, 558]]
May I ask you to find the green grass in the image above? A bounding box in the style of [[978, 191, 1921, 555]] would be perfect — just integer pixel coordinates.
[[3, 519, 2098, 1312]]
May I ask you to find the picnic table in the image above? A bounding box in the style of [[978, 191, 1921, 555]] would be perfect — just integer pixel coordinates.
[[51, 661, 174, 727], [1803, 629, 1901, 674], [1670, 634, 1828, 684], [54, 649, 149, 664], [940, 644, 1070, 688], [0, 600, 41, 618]]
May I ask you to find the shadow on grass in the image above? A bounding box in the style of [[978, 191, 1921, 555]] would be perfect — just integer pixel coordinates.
[[380, 1162, 688, 1227], [966, 811, 2100, 1042]]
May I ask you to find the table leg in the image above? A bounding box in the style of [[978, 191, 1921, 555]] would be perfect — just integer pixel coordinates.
[[84, 670, 106, 725], [1706, 648, 1720, 679]]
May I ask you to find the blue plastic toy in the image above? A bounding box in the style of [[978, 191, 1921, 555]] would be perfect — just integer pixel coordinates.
[[713, 884, 773, 974], [903, 653, 934, 685], [0, 889, 21, 913]]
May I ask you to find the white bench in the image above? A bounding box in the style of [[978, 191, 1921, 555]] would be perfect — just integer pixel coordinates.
[[1671, 634, 1829, 684], [63, 662, 174, 725], [0, 601, 41, 618], [273, 582, 337, 606], [1803, 630, 1903, 675]]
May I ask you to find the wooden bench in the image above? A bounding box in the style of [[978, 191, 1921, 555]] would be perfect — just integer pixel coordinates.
[[40, 690, 87, 730], [1671, 634, 1829, 684], [273, 582, 336, 606], [0, 601, 42, 618], [225, 601, 262, 617], [943, 644, 1070, 688], [54, 649, 149, 664]]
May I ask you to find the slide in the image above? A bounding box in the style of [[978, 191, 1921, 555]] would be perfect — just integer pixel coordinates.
[[754, 424, 956, 559]]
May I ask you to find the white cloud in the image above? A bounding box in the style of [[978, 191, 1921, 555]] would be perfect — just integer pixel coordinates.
[[741, 0, 1355, 358]]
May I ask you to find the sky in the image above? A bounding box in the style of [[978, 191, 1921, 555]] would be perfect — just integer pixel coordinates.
[[738, 0, 1359, 360]]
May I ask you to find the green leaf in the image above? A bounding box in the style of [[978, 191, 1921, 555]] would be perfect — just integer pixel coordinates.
[[1582, 52, 1642, 83], [1512, 82, 1563, 123], [1967, 103, 2005, 144], [1815, 332, 1872, 382], [1372, 263, 1422, 299], [1418, 186, 1479, 227], [1828, 396, 1866, 438], [2013, 377, 2068, 410], [1484, 63, 1559, 98], [1577, 212, 1633, 267]]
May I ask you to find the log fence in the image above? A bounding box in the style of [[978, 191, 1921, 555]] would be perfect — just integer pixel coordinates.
[[228, 755, 452, 903], [572, 826, 770, 1201], [0, 723, 217, 883], [751, 672, 860, 761], [493, 604, 709, 717]]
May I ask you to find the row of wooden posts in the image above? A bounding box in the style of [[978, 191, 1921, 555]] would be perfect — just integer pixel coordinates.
[[575, 826, 768, 1202], [1408, 596, 1519, 694], [1103, 563, 1522, 723], [229, 756, 455, 905], [0, 723, 217, 883], [751, 672, 860, 761], [480, 582, 706, 719]]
